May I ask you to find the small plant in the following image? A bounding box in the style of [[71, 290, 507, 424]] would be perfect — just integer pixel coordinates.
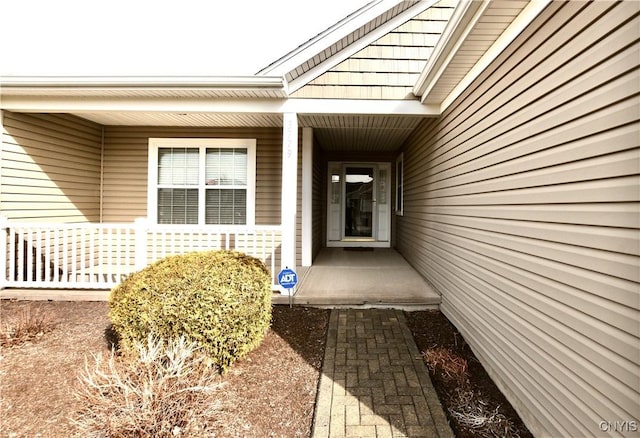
[[0, 305, 56, 347], [422, 346, 469, 383], [109, 250, 272, 371], [448, 387, 521, 438], [422, 346, 521, 437], [72, 335, 223, 437]]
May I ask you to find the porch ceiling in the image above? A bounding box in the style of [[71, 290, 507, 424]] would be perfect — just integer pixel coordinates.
[[75, 111, 284, 128], [299, 114, 424, 153], [74, 111, 425, 153]]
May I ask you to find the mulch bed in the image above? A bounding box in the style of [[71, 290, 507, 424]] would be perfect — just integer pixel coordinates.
[[1, 300, 531, 437], [405, 310, 533, 438]]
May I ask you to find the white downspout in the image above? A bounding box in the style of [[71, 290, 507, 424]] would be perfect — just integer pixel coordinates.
[[99, 126, 105, 223]]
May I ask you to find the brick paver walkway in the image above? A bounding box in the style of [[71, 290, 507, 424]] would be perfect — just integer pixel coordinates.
[[312, 309, 454, 438]]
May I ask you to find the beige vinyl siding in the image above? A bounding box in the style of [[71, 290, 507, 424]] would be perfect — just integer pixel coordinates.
[[0, 111, 102, 222], [396, 2, 639, 437], [101, 126, 283, 226], [292, 1, 456, 100]]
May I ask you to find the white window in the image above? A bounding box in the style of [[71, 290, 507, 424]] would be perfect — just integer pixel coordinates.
[[148, 138, 256, 226], [395, 153, 404, 216]]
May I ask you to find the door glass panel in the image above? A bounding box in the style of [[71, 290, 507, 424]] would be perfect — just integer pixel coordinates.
[[345, 167, 374, 237]]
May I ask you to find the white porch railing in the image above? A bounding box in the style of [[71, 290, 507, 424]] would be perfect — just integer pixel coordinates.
[[0, 217, 282, 289]]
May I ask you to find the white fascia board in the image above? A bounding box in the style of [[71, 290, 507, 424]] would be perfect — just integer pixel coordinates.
[[0, 96, 440, 116], [413, 0, 488, 99], [259, 0, 404, 77], [439, 0, 551, 111], [286, 0, 440, 94], [284, 98, 439, 115], [0, 75, 285, 90]]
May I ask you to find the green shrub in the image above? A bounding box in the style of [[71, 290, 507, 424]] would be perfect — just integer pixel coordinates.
[[109, 250, 272, 371]]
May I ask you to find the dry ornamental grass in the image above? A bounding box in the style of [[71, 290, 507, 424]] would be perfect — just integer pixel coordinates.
[[73, 335, 224, 437], [422, 346, 521, 438], [0, 305, 56, 347], [422, 346, 469, 383]]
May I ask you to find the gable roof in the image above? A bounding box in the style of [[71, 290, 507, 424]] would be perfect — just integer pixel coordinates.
[[1, 0, 549, 146], [258, 0, 544, 110], [258, 0, 445, 95], [290, 2, 457, 100]]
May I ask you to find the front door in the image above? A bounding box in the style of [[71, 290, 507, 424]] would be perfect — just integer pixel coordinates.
[[327, 162, 391, 247]]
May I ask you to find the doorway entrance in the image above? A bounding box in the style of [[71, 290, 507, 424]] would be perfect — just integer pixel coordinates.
[[327, 162, 391, 247]]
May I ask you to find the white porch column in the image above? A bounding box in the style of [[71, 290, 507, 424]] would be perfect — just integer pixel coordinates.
[[301, 127, 313, 267], [281, 113, 298, 277]]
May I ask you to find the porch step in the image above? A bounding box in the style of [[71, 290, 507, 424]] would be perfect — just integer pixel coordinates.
[[271, 293, 440, 310]]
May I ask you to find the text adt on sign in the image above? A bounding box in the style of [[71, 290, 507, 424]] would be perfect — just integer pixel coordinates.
[[278, 268, 298, 289]]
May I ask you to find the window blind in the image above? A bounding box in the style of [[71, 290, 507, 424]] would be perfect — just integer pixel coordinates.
[[156, 145, 249, 225]]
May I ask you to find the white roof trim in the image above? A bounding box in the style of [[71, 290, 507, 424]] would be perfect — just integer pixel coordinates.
[[286, 0, 440, 95], [258, 0, 402, 77], [414, 0, 552, 111], [412, 0, 488, 99], [0, 95, 439, 116], [439, 0, 551, 111], [0, 75, 285, 90]]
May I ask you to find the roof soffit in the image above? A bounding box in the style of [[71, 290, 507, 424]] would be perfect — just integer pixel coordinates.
[[412, 0, 488, 99], [414, 0, 551, 110]]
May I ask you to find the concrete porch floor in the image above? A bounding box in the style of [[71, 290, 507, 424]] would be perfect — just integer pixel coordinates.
[[272, 248, 441, 309]]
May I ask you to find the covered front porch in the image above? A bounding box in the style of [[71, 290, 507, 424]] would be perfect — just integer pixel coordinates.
[[0, 245, 441, 309], [1, 86, 437, 305]]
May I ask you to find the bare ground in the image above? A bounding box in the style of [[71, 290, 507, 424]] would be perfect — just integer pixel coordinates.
[[0, 301, 328, 437]]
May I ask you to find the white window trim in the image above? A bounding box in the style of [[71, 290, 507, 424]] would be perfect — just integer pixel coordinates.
[[395, 153, 404, 216], [148, 138, 257, 226]]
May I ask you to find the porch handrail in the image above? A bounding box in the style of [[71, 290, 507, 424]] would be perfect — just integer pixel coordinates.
[[0, 216, 282, 290]]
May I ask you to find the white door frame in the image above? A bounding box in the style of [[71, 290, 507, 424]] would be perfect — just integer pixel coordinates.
[[326, 161, 391, 248]]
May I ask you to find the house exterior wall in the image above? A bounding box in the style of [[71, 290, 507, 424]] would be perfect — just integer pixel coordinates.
[[0, 111, 102, 222], [101, 126, 283, 225], [396, 2, 639, 437], [102, 125, 304, 267]]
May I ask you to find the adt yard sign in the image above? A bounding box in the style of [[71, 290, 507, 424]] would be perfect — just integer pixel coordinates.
[[278, 268, 298, 289]]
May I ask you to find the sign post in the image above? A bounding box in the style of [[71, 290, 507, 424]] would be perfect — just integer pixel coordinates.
[[278, 267, 298, 307]]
